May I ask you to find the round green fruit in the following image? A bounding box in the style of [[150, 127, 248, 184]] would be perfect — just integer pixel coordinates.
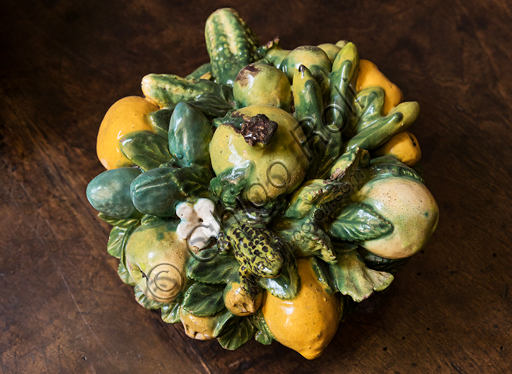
[[280, 46, 331, 81], [353, 176, 439, 259], [86, 167, 142, 219], [209, 105, 309, 205], [233, 62, 292, 111], [125, 219, 189, 303]]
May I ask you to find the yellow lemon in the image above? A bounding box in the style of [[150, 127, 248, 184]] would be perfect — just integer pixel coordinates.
[[374, 131, 422, 166], [356, 59, 403, 115], [262, 259, 340, 360], [96, 96, 159, 169]]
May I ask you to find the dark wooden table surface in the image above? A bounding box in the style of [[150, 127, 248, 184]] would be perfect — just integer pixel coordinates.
[[1, 0, 511, 373]]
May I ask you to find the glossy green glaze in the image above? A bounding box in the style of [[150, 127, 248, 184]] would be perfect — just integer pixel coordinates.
[[86, 167, 142, 219], [125, 218, 188, 303], [87, 7, 439, 358], [293, 65, 342, 179], [130, 165, 213, 217], [141, 74, 224, 107], [168, 102, 213, 168], [218, 219, 285, 280], [119, 130, 172, 171], [233, 62, 291, 111], [205, 8, 260, 86], [344, 101, 420, 153], [186, 62, 212, 80], [326, 42, 359, 138], [280, 46, 331, 83]]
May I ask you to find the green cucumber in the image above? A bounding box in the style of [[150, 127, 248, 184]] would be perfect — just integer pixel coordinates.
[[141, 74, 223, 107], [168, 102, 213, 168], [205, 8, 260, 86], [87, 168, 142, 219], [130, 166, 213, 217]]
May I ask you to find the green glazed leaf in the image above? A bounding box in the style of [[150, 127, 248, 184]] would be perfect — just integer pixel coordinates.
[[212, 309, 237, 337], [329, 203, 393, 242], [161, 301, 182, 323], [147, 107, 175, 138], [119, 130, 172, 171], [98, 213, 140, 228], [134, 284, 165, 310], [217, 317, 256, 350], [209, 160, 254, 206], [329, 249, 394, 302], [258, 250, 300, 299], [310, 257, 335, 294], [188, 92, 233, 118], [251, 309, 274, 345], [130, 165, 213, 217], [118, 260, 136, 286], [182, 283, 225, 317], [107, 224, 137, 258], [187, 249, 239, 284]]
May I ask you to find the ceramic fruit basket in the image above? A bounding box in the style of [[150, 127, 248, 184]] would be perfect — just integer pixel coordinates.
[[86, 8, 439, 359]]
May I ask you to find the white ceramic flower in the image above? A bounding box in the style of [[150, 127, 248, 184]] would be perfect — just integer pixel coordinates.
[[176, 198, 220, 250]]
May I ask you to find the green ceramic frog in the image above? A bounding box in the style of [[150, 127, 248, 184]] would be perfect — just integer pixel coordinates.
[[218, 218, 285, 282]]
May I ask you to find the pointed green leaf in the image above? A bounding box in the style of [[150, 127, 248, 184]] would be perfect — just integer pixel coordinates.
[[182, 283, 225, 317], [161, 302, 182, 323], [251, 309, 274, 345], [212, 309, 237, 337], [187, 249, 239, 284], [188, 92, 233, 118], [310, 257, 335, 294], [119, 130, 172, 171], [134, 284, 165, 310], [118, 260, 136, 286], [258, 250, 300, 299], [147, 107, 175, 138], [329, 203, 393, 242], [107, 224, 137, 258], [217, 317, 255, 350], [329, 249, 394, 302]]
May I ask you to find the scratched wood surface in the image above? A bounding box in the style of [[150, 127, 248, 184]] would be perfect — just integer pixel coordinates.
[[1, 0, 511, 373]]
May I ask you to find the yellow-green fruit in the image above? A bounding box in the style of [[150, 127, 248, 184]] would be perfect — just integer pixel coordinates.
[[223, 281, 263, 316], [180, 309, 217, 340], [317, 43, 341, 63], [262, 259, 340, 360], [125, 220, 188, 303], [96, 96, 159, 169], [374, 131, 422, 166], [209, 105, 309, 204], [354, 177, 439, 259], [233, 62, 292, 111], [280, 46, 332, 81]]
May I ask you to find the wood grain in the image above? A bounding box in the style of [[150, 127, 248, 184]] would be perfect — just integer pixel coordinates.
[[0, 0, 511, 373]]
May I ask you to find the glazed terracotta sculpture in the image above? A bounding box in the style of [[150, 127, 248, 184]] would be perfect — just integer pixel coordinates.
[[86, 8, 438, 359]]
